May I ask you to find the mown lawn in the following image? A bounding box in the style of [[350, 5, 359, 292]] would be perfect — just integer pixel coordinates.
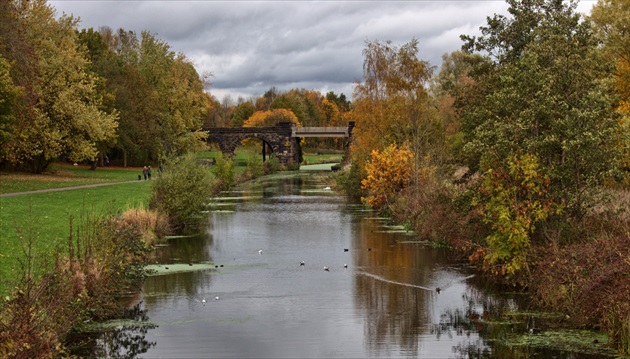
[[0, 180, 152, 295]]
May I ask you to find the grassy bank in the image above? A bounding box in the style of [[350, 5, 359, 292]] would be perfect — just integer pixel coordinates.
[[0, 165, 153, 296]]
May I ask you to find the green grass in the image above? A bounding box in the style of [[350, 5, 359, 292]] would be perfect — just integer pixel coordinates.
[[0, 181, 151, 295]]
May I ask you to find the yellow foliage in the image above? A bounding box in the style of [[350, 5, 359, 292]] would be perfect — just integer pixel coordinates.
[[243, 108, 300, 128], [361, 144, 414, 209]]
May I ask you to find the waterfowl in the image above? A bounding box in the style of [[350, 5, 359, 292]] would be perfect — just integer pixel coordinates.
[[343, 264, 348, 268], [323, 186, 331, 190], [300, 261, 305, 266], [323, 266, 330, 271], [435, 287, 441, 294], [258, 249, 263, 254], [344, 248, 349, 252], [215, 296, 220, 300], [202, 297, 206, 303]]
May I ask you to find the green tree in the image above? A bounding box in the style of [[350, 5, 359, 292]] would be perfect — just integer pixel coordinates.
[[459, 0, 621, 219], [0, 0, 118, 173], [231, 101, 256, 127], [0, 56, 19, 161]]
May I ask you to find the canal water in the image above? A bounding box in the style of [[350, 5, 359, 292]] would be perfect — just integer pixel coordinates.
[[84, 171, 611, 358]]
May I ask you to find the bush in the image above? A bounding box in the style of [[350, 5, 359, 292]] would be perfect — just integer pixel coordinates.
[[0, 208, 162, 358], [243, 154, 265, 180], [213, 153, 236, 192], [149, 155, 215, 228], [530, 213, 630, 355], [263, 156, 281, 174]]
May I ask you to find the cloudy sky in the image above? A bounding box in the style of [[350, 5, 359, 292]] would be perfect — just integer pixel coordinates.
[[48, 0, 596, 101]]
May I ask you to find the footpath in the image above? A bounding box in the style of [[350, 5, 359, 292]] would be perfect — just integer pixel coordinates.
[[0, 180, 140, 197]]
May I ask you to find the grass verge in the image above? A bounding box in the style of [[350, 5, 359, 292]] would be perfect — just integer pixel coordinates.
[[0, 181, 151, 295]]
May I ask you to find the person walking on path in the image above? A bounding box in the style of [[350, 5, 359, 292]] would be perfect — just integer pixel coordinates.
[[147, 166, 152, 180], [143, 166, 148, 180]]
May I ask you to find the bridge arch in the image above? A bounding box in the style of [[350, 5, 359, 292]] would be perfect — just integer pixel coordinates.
[[204, 121, 354, 168], [205, 122, 300, 166]]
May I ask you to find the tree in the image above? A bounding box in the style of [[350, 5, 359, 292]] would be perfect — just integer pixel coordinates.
[[0, 0, 118, 173], [351, 39, 441, 181], [590, 0, 630, 173], [459, 0, 621, 219], [231, 101, 256, 128], [0, 56, 19, 161], [243, 109, 300, 128], [361, 144, 414, 210]]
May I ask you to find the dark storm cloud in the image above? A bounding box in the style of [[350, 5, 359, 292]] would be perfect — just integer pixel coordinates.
[[49, 1, 595, 100]]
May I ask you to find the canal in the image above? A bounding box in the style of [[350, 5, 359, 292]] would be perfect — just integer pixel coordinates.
[[84, 171, 611, 358]]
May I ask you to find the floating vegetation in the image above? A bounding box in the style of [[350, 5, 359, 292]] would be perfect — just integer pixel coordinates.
[[163, 234, 197, 239], [397, 240, 432, 245], [503, 329, 616, 357], [145, 263, 217, 275], [79, 319, 158, 333]]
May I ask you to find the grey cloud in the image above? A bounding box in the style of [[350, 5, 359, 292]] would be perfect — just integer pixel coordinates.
[[50, 0, 523, 100]]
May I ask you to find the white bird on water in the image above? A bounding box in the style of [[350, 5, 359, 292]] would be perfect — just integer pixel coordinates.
[[201, 297, 206, 304], [323, 186, 331, 190], [323, 266, 330, 271], [215, 296, 220, 301]]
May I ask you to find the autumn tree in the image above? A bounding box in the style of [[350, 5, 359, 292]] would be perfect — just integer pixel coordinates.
[[460, 0, 621, 220], [243, 109, 300, 128], [361, 144, 414, 210], [0, 56, 18, 162], [351, 39, 441, 185], [88, 29, 208, 165], [590, 0, 630, 174], [0, 0, 118, 173]]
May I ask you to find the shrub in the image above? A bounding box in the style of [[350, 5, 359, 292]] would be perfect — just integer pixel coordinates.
[[530, 213, 630, 354], [244, 154, 264, 180], [149, 154, 215, 228], [213, 153, 236, 192], [263, 156, 281, 174]]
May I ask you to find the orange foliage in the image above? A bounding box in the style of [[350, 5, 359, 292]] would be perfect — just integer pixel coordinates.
[[361, 144, 414, 209], [243, 108, 300, 128]]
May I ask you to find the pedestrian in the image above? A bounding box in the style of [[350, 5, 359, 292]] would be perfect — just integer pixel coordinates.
[[143, 166, 148, 180], [147, 166, 152, 180]]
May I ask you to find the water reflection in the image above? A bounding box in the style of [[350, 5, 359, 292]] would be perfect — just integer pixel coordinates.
[[69, 303, 156, 358]]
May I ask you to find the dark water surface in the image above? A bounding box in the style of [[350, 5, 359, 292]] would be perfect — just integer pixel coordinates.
[[84, 172, 612, 358]]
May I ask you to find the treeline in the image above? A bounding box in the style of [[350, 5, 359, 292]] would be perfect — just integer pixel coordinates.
[[342, 0, 628, 353], [0, 0, 210, 171]]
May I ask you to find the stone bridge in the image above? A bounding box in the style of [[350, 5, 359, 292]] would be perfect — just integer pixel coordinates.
[[204, 122, 354, 167]]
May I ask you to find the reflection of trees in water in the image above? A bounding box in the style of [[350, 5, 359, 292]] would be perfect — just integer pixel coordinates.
[[152, 229, 213, 264], [442, 283, 537, 359], [68, 303, 157, 358], [353, 217, 439, 356], [355, 274, 430, 356]]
